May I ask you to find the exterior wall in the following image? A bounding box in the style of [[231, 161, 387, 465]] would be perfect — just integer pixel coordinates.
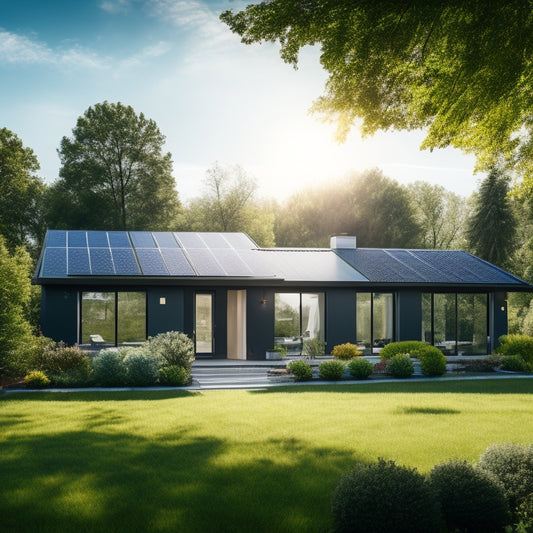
[[396, 290, 422, 342], [41, 286, 78, 344], [246, 287, 275, 360], [147, 287, 184, 338], [326, 288, 357, 349], [492, 292, 508, 351]]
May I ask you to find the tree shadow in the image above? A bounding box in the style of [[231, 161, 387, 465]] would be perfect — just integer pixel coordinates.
[[1, 389, 200, 402], [397, 406, 461, 415]]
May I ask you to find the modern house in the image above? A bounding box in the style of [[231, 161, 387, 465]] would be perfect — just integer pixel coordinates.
[[33, 230, 533, 359]]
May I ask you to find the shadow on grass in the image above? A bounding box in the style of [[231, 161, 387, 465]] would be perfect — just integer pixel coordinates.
[[0, 424, 364, 533], [397, 406, 461, 415], [250, 378, 533, 395], [1, 389, 200, 402]]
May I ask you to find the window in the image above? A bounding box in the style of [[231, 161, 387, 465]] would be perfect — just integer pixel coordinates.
[[356, 292, 394, 354], [274, 293, 324, 355], [81, 291, 146, 346], [421, 293, 488, 355]]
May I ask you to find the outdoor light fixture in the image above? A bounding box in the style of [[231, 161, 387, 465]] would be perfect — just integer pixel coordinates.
[[501, 306, 505, 311], [160, 297, 166, 305], [260, 298, 267, 305]]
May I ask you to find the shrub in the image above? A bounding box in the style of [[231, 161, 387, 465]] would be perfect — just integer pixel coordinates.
[[516, 493, 533, 533], [24, 370, 50, 389], [348, 358, 373, 379], [146, 331, 194, 370], [302, 337, 325, 358], [419, 347, 447, 376], [379, 340, 433, 360], [48, 365, 92, 388], [15, 335, 56, 376], [372, 360, 389, 374], [331, 458, 441, 533], [159, 365, 192, 386], [319, 360, 346, 380], [123, 350, 159, 386], [477, 443, 533, 516], [38, 342, 89, 373], [331, 343, 362, 360], [287, 360, 313, 381], [387, 354, 414, 378], [500, 355, 530, 372], [495, 334, 533, 365], [92, 349, 126, 387], [428, 460, 509, 533]]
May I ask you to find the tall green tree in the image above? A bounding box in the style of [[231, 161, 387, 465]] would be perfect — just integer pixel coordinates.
[[47, 101, 180, 231], [408, 181, 467, 249], [0, 128, 45, 251], [183, 162, 275, 246], [467, 167, 517, 267], [0, 235, 33, 378], [221, 2, 533, 189]]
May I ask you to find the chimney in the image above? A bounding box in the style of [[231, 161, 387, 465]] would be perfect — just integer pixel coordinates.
[[330, 235, 357, 249]]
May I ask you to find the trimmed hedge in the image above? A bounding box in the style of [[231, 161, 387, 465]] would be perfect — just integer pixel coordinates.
[[494, 334, 533, 364], [348, 358, 373, 379], [379, 341, 434, 360], [331, 343, 362, 360], [387, 354, 414, 378], [287, 360, 313, 381], [500, 355, 530, 372], [146, 331, 194, 370], [123, 350, 159, 386], [92, 349, 126, 387], [159, 365, 192, 386], [419, 347, 447, 376], [332, 459, 441, 533], [24, 370, 50, 389], [319, 360, 346, 380]]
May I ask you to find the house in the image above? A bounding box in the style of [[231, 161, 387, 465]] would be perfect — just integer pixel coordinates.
[[33, 230, 533, 359]]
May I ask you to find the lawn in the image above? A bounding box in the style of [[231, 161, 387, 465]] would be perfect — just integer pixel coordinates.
[[1, 378, 532, 533]]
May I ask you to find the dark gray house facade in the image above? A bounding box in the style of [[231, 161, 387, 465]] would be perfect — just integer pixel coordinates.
[[34, 231, 533, 359]]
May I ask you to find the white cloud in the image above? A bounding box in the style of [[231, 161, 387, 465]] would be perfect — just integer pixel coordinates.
[[99, 0, 132, 14], [120, 41, 172, 68]]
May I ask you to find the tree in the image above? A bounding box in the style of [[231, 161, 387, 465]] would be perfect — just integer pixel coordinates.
[[221, 2, 533, 187], [467, 167, 517, 267], [408, 181, 467, 249], [0, 128, 45, 251], [182, 162, 275, 246], [48, 101, 180, 231], [0, 235, 33, 378]]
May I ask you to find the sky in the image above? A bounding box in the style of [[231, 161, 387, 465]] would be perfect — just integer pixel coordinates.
[[0, 0, 481, 203]]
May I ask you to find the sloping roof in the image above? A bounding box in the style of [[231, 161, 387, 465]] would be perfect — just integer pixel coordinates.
[[34, 230, 532, 290], [335, 248, 529, 287]]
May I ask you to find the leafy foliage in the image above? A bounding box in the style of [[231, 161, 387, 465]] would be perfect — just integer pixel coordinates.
[[419, 348, 447, 377], [331, 459, 441, 533], [159, 365, 192, 387], [146, 331, 194, 371], [48, 101, 180, 231], [286, 360, 312, 381], [24, 370, 50, 389], [379, 341, 433, 360], [347, 358, 373, 379], [318, 360, 345, 380], [331, 343, 362, 360], [302, 337, 325, 358], [428, 460, 509, 533], [35, 342, 89, 373], [387, 354, 414, 379], [477, 443, 533, 518], [495, 334, 533, 364], [123, 350, 159, 387], [500, 355, 530, 373], [92, 349, 126, 387]]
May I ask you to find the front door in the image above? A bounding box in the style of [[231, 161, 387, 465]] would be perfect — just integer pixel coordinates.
[[195, 292, 214, 356]]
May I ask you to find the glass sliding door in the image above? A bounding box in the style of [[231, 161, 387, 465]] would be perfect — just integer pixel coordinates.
[[373, 293, 393, 349], [434, 293, 457, 354], [356, 292, 394, 354], [117, 292, 146, 345], [195, 293, 214, 354], [81, 292, 116, 345], [356, 293, 371, 354], [457, 293, 488, 355]]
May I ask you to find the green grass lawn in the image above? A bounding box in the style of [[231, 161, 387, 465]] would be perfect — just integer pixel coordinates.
[[1, 379, 532, 533]]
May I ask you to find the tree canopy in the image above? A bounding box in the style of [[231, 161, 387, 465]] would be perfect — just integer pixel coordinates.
[[0, 128, 45, 251], [221, 2, 533, 190], [48, 101, 180, 231]]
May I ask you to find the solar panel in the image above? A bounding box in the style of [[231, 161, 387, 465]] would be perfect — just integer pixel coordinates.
[[41, 247, 67, 277], [136, 248, 169, 275], [223, 233, 257, 249], [89, 248, 114, 275], [186, 248, 225, 276], [153, 232, 179, 248], [200, 232, 231, 248], [111, 248, 141, 275], [108, 231, 132, 248], [174, 232, 206, 248], [46, 230, 67, 247], [130, 232, 156, 248], [87, 231, 109, 247], [160, 248, 195, 276], [215, 248, 253, 276], [67, 231, 87, 247], [68, 248, 91, 275]]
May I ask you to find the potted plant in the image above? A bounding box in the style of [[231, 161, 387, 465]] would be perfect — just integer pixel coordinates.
[[266, 345, 287, 360]]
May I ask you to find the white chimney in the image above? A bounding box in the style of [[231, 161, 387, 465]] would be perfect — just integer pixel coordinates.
[[330, 235, 357, 249]]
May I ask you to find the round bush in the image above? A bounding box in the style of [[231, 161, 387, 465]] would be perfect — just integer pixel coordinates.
[[494, 334, 533, 364], [348, 358, 373, 379], [428, 460, 509, 533], [419, 346, 447, 376], [319, 360, 346, 380], [159, 365, 192, 386], [123, 351, 159, 386], [477, 443, 533, 514], [388, 354, 414, 378], [331, 459, 441, 533], [379, 341, 432, 360], [287, 360, 313, 381], [24, 370, 50, 389], [92, 349, 126, 387], [38, 342, 89, 373], [500, 355, 530, 372], [331, 343, 362, 360], [146, 331, 194, 370]]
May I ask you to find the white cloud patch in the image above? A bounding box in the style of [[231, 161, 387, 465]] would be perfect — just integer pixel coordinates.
[[99, 0, 132, 14], [120, 41, 172, 68]]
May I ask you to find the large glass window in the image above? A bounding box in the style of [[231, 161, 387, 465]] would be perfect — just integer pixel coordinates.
[[195, 293, 214, 354], [274, 293, 324, 355], [356, 292, 394, 354], [422, 292, 488, 355], [81, 291, 146, 347]]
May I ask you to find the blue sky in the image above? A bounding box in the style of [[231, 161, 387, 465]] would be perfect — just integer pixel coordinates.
[[0, 0, 480, 201]]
